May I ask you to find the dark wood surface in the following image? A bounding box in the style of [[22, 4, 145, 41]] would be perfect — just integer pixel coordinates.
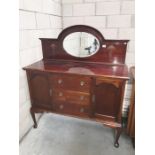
[[40, 25, 129, 64], [23, 59, 129, 79], [23, 25, 129, 148]]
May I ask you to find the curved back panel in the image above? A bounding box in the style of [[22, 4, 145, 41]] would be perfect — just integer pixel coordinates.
[[40, 25, 129, 64]]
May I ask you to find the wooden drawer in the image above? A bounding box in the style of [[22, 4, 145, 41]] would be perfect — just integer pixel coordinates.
[[49, 74, 91, 92], [52, 89, 90, 106], [53, 102, 90, 116]]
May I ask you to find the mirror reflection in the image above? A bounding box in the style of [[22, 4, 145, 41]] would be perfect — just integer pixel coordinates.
[[63, 32, 100, 58]]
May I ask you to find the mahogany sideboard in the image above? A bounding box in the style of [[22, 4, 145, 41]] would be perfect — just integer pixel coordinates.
[[23, 25, 129, 147]]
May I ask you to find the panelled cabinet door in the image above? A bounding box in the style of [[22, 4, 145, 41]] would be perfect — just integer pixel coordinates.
[[27, 71, 51, 108], [94, 78, 122, 120]]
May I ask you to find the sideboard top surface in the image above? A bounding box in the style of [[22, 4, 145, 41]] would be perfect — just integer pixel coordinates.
[[24, 60, 129, 80]]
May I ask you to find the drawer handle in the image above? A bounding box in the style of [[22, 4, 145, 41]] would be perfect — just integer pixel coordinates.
[[59, 92, 63, 97], [80, 108, 84, 113], [58, 79, 62, 84], [49, 89, 52, 96], [80, 96, 84, 100], [80, 81, 85, 86], [59, 104, 64, 109], [92, 94, 95, 103]]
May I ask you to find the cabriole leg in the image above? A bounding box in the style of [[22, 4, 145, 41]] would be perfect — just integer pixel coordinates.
[[114, 127, 122, 148], [30, 108, 37, 128]]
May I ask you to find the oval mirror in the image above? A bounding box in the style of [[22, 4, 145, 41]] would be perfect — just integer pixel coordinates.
[[63, 32, 100, 58]]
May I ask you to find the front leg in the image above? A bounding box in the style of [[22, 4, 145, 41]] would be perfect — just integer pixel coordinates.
[[114, 127, 122, 148], [30, 108, 37, 128]]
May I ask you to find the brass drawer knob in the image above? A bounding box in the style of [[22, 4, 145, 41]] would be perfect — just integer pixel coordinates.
[[59, 104, 64, 109], [59, 92, 63, 97], [80, 96, 84, 100], [58, 79, 62, 84], [80, 81, 85, 86], [80, 108, 84, 113]]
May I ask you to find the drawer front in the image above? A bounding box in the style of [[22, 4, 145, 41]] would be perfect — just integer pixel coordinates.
[[53, 102, 90, 116], [52, 89, 90, 106], [49, 74, 91, 92]]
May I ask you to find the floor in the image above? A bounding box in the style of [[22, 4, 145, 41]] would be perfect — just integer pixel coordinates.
[[20, 114, 134, 155]]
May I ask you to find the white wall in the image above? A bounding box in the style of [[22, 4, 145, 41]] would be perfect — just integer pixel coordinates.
[[19, 0, 62, 140], [62, 0, 135, 115]]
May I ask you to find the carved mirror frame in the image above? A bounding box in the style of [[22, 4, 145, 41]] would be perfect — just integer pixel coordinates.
[[40, 25, 129, 64]]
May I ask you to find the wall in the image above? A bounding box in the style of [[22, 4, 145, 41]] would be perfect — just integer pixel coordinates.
[[19, 0, 62, 140], [62, 0, 135, 115]]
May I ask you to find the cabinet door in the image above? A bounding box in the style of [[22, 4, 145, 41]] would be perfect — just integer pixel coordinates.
[[27, 71, 51, 108], [94, 78, 123, 121]]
